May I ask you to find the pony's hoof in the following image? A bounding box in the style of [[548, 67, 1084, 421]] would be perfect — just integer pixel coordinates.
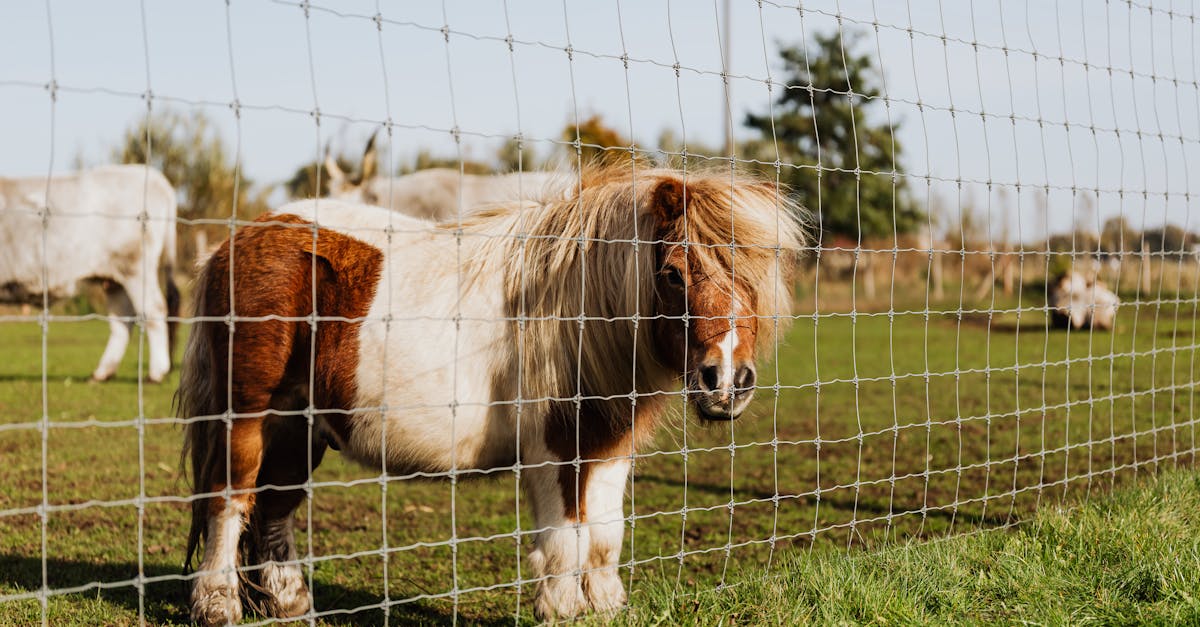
[[533, 576, 589, 622], [585, 570, 626, 614], [261, 562, 311, 618], [190, 579, 242, 626]]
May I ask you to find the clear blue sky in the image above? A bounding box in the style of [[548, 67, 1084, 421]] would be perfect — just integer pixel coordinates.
[[2, 0, 1196, 240]]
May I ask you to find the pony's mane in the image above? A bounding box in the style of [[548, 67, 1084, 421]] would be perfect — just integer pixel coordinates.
[[450, 166, 807, 415]]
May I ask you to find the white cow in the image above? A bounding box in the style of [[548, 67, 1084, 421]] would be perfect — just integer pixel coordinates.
[[322, 136, 558, 222], [1048, 271, 1119, 330], [0, 165, 178, 382]]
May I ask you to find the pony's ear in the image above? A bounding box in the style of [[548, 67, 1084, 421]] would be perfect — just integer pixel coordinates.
[[650, 178, 689, 225], [359, 133, 379, 183]]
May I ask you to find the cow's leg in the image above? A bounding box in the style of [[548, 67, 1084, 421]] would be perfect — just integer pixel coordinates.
[[118, 271, 170, 383], [247, 413, 327, 619], [524, 454, 590, 621], [92, 283, 133, 381], [190, 411, 267, 626], [581, 457, 630, 614]]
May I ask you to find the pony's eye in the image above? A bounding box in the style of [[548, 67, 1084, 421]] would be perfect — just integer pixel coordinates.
[[663, 266, 685, 288]]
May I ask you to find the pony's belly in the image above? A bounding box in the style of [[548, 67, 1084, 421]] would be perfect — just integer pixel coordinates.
[[346, 323, 518, 474], [340, 404, 518, 475]]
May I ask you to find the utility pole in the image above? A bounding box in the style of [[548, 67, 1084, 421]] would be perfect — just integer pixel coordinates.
[[722, 0, 734, 156]]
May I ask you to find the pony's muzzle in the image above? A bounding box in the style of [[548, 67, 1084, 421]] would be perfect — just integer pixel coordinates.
[[691, 362, 756, 420]]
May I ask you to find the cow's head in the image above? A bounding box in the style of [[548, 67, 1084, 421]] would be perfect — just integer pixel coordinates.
[[323, 134, 379, 201]]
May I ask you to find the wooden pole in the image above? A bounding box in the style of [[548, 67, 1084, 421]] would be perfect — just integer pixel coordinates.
[[931, 248, 944, 301]]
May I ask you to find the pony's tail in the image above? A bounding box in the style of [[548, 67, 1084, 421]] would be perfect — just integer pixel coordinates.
[[166, 277, 181, 369], [176, 256, 224, 577], [163, 233, 180, 370]]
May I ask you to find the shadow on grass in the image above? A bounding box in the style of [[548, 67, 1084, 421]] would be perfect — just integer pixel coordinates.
[[0, 374, 166, 385], [0, 554, 497, 625], [973, 322, 1053, 334], [635, 473, 1015, 529], [1161, 327, 1196, 339], [951, 312, 1053, 334]]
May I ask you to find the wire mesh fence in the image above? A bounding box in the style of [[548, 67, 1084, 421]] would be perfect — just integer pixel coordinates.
[[1, 0, 1198, 624]]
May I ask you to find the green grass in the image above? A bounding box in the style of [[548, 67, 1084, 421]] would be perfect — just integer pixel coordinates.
[[1, 286, 1198, 624], [602, 470, 1200, 626]]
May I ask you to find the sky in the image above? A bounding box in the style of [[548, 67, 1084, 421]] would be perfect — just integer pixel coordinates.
[[1, 0, 1197, 241]]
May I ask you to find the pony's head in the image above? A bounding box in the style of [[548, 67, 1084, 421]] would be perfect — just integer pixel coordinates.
[[642, 173, 805, 421], [491, 168, 805, 424]]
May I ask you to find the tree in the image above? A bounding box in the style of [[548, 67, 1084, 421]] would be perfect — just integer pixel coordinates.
[[562, 114, 637, 167], [1099, 216, 1140, 253], [405, 148, 493, 175], [1046, 230, 1100, 254], [743, 31, 922, 239], [113, 109, 272, 265], [496, 136, 541, 173], [1143, 224, 1194, 258]]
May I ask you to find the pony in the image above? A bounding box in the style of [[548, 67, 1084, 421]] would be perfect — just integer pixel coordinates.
[[0, 164, 179, 382], [179, 167, 805, 624], [323, 135, 558, 222]]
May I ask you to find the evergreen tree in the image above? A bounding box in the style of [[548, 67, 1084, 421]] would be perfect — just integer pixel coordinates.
[[744, 31, 921, 239]]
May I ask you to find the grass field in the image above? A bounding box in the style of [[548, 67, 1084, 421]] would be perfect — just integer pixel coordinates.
[[610, 469, 1200, 625], [1, 280, 1198, 624]]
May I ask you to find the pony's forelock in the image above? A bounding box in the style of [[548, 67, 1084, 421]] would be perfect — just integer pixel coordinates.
[[642, 169, 807, 353]]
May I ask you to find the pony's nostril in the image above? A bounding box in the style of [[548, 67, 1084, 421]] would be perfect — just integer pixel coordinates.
[[735, 366, 756, 391], [699, 365, 719, 392]]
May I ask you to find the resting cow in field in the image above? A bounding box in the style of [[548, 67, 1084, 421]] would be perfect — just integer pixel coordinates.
[[0, 165, 179, 382], [1048, 271, 1119, 330], [323, 135, 557, 221]]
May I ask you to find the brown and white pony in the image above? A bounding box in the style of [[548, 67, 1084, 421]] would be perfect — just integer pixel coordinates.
[[179, 168, 805, 624]]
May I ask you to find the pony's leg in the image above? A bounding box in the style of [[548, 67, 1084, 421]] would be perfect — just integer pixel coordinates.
[[118, 271, 171, 382], [524, 460, 590, 621], [581, 457, 630, 613], [249, 415, 327, 619], [191, 412, 267, 626], [91, 283, 133, 382], [253, 508, 307, 619]]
